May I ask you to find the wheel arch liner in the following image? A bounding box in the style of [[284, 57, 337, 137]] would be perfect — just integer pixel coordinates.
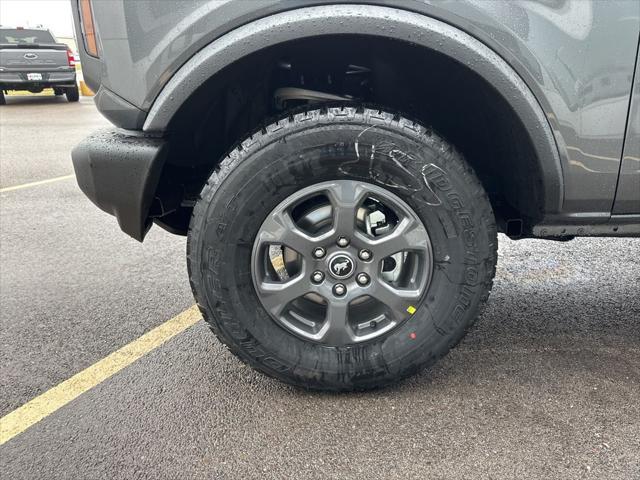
[[143, 4, 564, 214]]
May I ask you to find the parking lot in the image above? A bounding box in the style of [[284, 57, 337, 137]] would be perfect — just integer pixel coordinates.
[[0, 96, 639, 479]]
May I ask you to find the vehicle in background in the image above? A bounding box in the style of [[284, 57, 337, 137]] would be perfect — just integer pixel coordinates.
[[71, 0, 640, 391], [0, 27, 79, 104]]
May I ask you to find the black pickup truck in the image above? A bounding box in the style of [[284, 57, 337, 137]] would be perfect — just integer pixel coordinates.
[[0, 27, 79, 104]]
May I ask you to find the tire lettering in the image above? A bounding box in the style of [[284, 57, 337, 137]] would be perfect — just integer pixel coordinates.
[[423, 164, 481, 322]]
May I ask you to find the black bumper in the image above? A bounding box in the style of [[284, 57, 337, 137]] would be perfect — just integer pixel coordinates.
[[71, 129, 167, 241], [0, 71, 77, 90], [0, 81, 77, 90]]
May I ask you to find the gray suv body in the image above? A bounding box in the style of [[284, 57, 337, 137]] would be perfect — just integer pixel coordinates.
[[71, 0, 640, 390]]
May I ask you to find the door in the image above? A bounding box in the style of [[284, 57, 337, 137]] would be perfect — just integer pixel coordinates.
[[613, 39, 640, 214]]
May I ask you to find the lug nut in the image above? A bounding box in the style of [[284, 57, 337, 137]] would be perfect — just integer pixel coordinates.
[[312, 247, 326, 259], [356, 273, 370, 286], [311, 271, 325, 284], [358, 249, 372, 261], [333, 283, 347, 297], [336, 236, 350, 248]]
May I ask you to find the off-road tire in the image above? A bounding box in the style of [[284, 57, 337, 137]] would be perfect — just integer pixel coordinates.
[[188, 107, 497, 391]]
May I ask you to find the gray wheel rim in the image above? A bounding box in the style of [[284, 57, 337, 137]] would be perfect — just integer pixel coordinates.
[[251, 180, 433, 346]]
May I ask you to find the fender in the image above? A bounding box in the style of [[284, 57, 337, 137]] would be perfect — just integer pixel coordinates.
[[143, 5, 564, 214]]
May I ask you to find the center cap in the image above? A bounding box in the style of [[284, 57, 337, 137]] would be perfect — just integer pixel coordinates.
[[328, 254, 356, 279]]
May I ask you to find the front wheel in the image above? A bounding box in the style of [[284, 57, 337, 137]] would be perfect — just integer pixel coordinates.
[[188, 107, 497, 390]]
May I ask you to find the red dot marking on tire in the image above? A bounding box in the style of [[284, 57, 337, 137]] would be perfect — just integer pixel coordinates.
[[409, 332, 417, 340]]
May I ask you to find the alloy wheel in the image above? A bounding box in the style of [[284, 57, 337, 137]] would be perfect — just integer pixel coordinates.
[[251, 180, 433, 346]]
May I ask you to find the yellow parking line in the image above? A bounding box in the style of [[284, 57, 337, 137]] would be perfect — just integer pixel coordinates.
[[0, 174, 76, 193], [0, 305, 201, 445]]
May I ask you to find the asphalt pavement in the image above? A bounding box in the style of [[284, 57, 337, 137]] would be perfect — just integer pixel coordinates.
[[1, 95, 639, 479]]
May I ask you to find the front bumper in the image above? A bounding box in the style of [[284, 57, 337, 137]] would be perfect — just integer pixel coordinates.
[[71, 129, 167, 241]]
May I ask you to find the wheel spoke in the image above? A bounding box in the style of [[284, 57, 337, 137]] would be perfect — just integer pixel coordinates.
[[257, 275, 311, 317], [318, 301, 353, 345], [366, 217, 429, 259], [257, 210, 320, 256], [371, 278, 421, 321], [326, 182, 367, 235]]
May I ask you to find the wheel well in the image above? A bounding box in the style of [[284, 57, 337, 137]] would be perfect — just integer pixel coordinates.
[[152, 35, 546, 237]]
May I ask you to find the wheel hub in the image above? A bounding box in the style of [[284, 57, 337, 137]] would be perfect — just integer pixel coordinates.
[[327, 253, 356, 280], [251, 180, 433, 346]]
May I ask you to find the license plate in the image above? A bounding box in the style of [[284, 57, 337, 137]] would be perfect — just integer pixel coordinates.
[[27, 73, 43, 81]]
